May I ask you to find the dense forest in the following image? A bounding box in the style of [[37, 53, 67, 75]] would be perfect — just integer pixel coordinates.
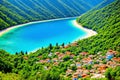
[[76, 0, 120, 53], [0, 0, 114, 30], [0, 0, 120, 80]]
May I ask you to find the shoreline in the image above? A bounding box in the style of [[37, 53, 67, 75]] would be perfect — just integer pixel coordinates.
[[0, 17, 97, 54], [0, 16, 78, 37], [31, 21, 97, 53], [72, 20, 97, 40]]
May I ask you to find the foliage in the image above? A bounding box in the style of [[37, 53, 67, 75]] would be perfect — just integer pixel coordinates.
[[105, 66, 120, 80], [76, 0, 120, 53], [0, 0, 119, 80], [0, 72, 22, 80], [0, 0, 112, 30]]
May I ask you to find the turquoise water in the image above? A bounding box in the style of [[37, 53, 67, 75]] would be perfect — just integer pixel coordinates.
[[0, 18, 87, 54]]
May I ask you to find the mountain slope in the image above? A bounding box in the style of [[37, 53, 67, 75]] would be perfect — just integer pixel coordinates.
[[76, 0, 120, 53], [92, 0, 115, 11], [0, 0, 114, 30], [0, 1, 120, 80]]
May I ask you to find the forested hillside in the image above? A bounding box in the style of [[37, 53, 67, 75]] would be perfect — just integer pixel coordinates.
[[0, 0, 120, 80], [76, 0, 120, 53], [0, 0, 114, 30]]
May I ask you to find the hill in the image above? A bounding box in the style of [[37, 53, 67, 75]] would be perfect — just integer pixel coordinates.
[[0, 0, 114, 30], [0, 0, 120, 80], [76, 0, 120, 53]]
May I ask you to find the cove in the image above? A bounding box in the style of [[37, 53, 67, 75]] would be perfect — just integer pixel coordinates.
[[0, 17, 91, 54]]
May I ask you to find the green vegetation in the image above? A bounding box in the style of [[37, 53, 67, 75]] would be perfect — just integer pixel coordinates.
[[0, 72, 22, 80], [0, 0, 112, 30], [76, 0, 120, 53], [0, 0, 120, 80], [105, 66, 120, 80]]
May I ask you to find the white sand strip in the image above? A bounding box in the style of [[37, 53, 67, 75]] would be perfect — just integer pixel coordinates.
[[0, 17, 78, 37], [72, 20, 97, 40]]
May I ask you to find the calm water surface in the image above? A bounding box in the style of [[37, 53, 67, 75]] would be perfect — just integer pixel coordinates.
[[0, 18, 87, 54]]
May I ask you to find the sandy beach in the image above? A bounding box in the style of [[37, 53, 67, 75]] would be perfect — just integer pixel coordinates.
[[72, 20, 97, 40], [0, 25, 22, 37], [0, 17, 97, 40], [0, 23, 30, 37], [0, 17, 97, 54], [0, 16, 79, 37]]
